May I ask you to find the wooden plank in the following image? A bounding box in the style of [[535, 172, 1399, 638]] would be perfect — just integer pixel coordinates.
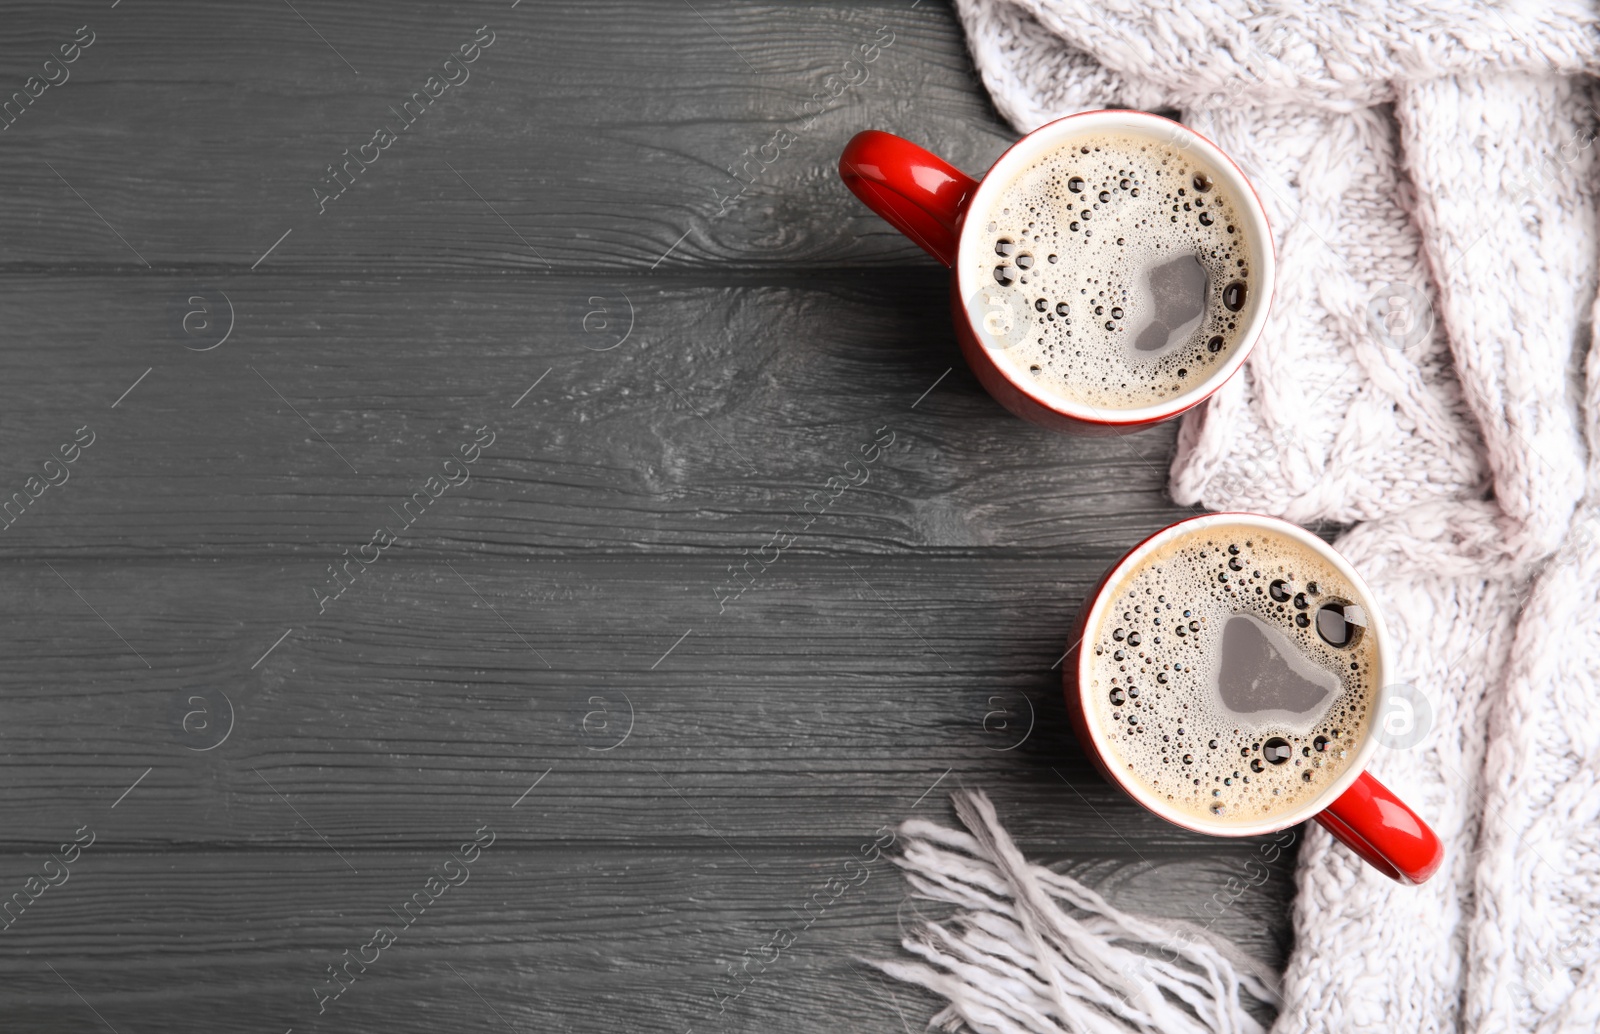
[[0, 272, 1190, 557], [0, 846, 1296, 1034], [0, 0, 1012, 273], [0, 554, 1250, 849]]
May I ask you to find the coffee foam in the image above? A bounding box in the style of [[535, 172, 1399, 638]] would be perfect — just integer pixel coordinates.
[[1086, 523, 1377, 826], [973, 132, 1253, 410]]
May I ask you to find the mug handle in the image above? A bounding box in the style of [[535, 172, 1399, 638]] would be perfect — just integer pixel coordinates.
[[1315, 770, 1444, 884], [839, 130, 977, 267]]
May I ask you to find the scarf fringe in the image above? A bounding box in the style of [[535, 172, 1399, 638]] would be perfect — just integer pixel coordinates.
[[872, 790, 1277, 1034]]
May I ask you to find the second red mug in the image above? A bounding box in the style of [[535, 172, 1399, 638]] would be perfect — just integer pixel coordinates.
[[1063, 512, 1444, 884], [839, 110, 1276, 435]]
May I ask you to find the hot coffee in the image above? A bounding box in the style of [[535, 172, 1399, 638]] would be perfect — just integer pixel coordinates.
[[974, 131, 1256, 410], [1085, 522, 1377, 825]]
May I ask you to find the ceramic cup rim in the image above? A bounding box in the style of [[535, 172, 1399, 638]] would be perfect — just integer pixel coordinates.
[[954, 109, 1277, 426]]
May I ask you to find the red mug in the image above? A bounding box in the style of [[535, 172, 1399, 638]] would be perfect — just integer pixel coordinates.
[[839, 110, 1276, 435], [1063, 512, 1444, 884]]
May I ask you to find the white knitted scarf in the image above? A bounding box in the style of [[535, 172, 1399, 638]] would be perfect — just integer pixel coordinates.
[[880, 4, 1600, 1033]]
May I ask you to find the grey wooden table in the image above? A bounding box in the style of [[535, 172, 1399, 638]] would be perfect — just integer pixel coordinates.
[[0, 2, 1297, 1031]]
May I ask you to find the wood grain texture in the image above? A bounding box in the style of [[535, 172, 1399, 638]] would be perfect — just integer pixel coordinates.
[[0, 847, 1294, 1034], [0, 0, 1297, 1030], [1, 555, 1215, 846], [0, 272, 1190, 557], [0, 0, 1007, 273]]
